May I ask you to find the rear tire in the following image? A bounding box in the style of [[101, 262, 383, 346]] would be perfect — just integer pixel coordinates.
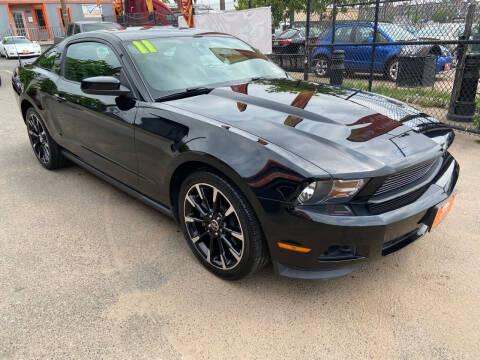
[[25, 107, 69, 170], [385, 58, 399, 82], [178, 170, 269, 280]]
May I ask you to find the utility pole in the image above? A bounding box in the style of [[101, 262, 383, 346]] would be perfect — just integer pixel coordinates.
[[60, 0, 70, 29], [248, 0, 251, 9], [220, 0, 225, 10]]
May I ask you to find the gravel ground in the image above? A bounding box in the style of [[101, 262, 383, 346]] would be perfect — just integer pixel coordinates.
[[1, 57, 479, 360]]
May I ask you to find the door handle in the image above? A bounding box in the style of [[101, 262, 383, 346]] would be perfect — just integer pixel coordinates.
[[55, 94, 66, 102]]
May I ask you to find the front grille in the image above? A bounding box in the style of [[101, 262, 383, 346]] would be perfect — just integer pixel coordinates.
[[374, 159, 437, 196], [369, 186, 428, 215]]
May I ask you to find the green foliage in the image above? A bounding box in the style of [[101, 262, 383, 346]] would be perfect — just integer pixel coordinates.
[[64, 57, 120, 83], [430, 9, 456, 23], [236, 0, 354, 27]]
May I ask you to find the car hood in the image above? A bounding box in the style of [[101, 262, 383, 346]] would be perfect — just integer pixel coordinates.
[[165, 78, 443, 177]]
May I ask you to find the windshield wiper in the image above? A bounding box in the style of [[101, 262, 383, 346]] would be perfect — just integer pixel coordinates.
[[155, 87, 213, 102]]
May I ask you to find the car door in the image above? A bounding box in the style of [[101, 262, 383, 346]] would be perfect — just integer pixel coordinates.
[[352, 25, 389, 71], [332, 26, 355, 68], [54, 40, 138, 187]]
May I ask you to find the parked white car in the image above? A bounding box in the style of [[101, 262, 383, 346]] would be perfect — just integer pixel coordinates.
[[0, 36, 41, 59]]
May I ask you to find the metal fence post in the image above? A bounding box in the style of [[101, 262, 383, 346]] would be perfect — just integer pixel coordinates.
[[368, 0, 380, 92], [331, 0, 337, 46], [448, 2, 476, 122], [303, 0, 311, 81]]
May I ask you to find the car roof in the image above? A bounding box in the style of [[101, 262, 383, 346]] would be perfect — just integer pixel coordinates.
[[69, 26, 226, 42]]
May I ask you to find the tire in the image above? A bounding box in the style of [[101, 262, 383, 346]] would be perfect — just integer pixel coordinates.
[[178, 170, 269, 280], [25, 107, 68, 170], [385, 58, 399, 82], [313, 55, 330, 77]]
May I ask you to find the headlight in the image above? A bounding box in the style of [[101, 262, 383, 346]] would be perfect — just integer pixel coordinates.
[[296, 179, 366, 204]]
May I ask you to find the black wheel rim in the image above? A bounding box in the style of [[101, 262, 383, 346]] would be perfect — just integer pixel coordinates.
[[184, 183, 244, 270], [27, 113, 50, 165]]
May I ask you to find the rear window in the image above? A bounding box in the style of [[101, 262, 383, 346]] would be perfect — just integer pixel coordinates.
[[278, 29, 299, 39], [82, 23, 123, 32]]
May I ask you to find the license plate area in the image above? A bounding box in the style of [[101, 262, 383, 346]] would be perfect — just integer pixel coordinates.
[[430, 193, 456, 231]]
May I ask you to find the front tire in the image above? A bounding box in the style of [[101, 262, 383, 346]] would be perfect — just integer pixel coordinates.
[[25, 108, 68, 170], [313, 55, 330, 77], [178, 171, 268, 280]]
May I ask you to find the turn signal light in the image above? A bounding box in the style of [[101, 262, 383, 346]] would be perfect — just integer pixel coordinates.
[[277, 242, 312, 253]]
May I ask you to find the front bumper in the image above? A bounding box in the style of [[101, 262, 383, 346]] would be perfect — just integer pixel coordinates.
[[263, 154, 459, 280], [6, 51, 41, 58]]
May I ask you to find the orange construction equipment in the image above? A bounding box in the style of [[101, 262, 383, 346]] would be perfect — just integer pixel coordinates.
[[113, 0, 123, 16], [179, 0, 194, 27]]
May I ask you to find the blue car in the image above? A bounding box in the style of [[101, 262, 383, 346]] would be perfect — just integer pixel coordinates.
[[312, 23, 454, 81]]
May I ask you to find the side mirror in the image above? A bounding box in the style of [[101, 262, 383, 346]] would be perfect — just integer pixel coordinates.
[[81, 76, 131, 96], [365, 37, 374, 43]]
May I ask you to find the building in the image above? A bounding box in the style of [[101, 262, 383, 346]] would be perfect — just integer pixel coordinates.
[[0, 0, 115, 42]]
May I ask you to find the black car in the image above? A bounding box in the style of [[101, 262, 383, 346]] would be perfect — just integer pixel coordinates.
[[13, 27, 459, 280], [272, 27, 321, 54]]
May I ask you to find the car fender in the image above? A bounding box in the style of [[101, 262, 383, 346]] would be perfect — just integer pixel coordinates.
[[311, 46, 330, 59]]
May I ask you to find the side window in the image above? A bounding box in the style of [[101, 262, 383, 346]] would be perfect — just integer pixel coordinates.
[[354, 27, 373, 43], [354, 27, 388, 43], [334, 26, 353, 42], [36, 46, 58, 71], [64, 42, 122, 83]]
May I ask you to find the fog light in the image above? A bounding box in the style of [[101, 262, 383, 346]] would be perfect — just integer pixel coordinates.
[[318, 245, 359, 261]]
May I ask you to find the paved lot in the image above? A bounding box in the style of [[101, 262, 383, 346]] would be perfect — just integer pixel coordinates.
[[1, 57, 480, 359]]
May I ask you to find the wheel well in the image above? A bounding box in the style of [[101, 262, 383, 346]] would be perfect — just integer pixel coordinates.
[[384, 56, 398, 71], [313, 53, 330, 60], [21, 100, 33, 122], [169, 160, 271, 260], [169, 161, 222, 221]]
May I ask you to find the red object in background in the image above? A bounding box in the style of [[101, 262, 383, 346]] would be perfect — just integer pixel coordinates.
[[125, 0, 174, 25], [179, 0, 194, 28], [279, 40, 292, 45]]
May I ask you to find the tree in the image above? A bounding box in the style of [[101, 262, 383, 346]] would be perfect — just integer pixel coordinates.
[[430, 9, 456, 23], [236, 0, 349, 28]]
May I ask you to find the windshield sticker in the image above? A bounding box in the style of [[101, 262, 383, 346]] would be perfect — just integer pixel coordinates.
[[141, 40, 157, 53], [132, 41, 148, 54]]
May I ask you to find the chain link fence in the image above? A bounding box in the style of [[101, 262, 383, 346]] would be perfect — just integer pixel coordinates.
[[269, 0, 480, 134]]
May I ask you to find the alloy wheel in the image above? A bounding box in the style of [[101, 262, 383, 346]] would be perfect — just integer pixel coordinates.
[[389, 60, 399, 81], [27, 112, 50, 165], [183, 183, 244, 270], [314, 58, 329, 77]]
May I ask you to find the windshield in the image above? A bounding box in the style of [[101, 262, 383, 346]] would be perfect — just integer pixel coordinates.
[[417, 24, 459, 38], [4, 37, 31, 44], [125, 36, 286, 97], [83, 23, 123, 32], [380, 23, 416, 41]]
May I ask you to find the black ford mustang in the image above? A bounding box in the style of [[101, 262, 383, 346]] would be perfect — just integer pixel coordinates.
[[12, 27, 459, 280]]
